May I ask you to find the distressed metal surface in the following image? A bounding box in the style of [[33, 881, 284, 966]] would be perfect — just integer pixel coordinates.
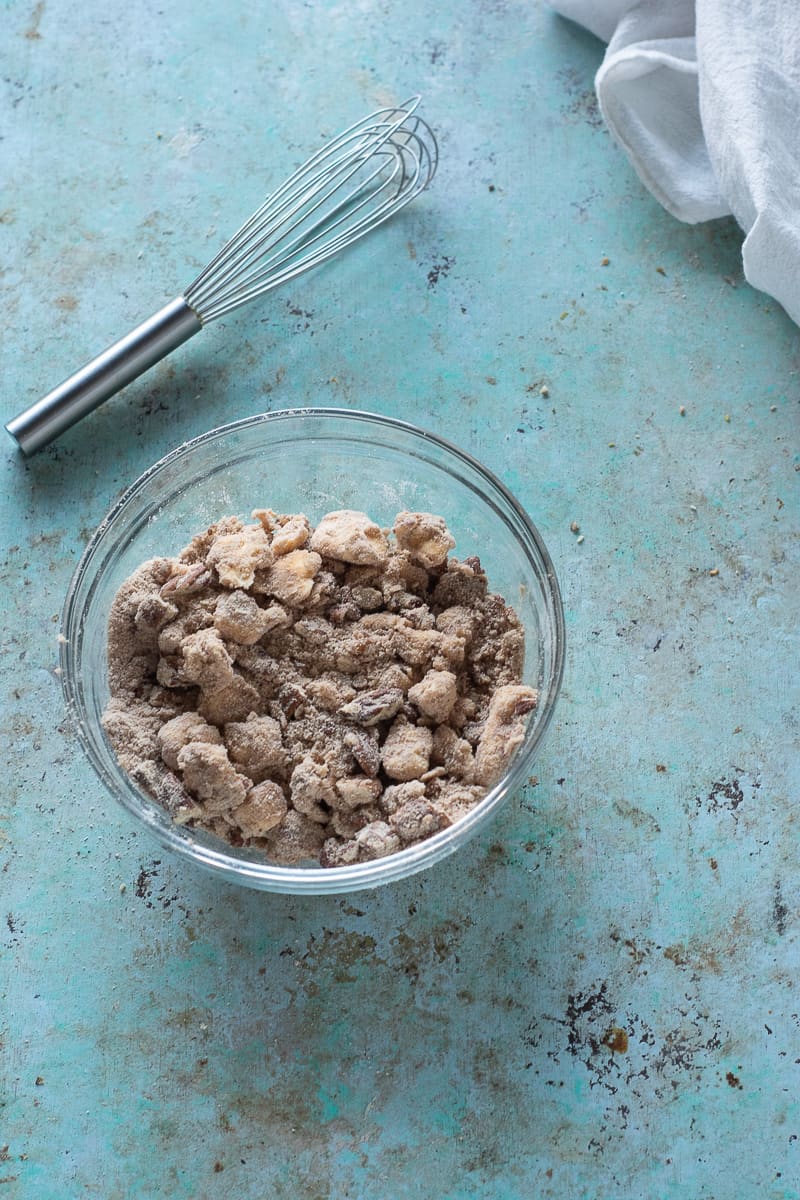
[[1, 1, 798, 1196]]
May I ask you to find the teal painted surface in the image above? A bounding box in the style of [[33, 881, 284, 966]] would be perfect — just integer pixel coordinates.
[[1, 1, 798, 1197]]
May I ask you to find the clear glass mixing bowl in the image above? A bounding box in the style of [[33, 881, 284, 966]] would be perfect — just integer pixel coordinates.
[[61, 409, 564, 894]]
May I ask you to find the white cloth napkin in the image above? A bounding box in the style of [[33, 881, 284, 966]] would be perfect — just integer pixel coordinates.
[[551, 0, 800, 325]]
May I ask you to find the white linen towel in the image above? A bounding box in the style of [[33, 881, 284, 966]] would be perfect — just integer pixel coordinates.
[[551, 0, 800, 325]]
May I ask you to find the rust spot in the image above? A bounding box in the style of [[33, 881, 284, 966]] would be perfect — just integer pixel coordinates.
[[655, 763, 667, 773], [663, 941, 722, 974], [24, 0, 45, 39], [54, 294, 78, 311], [709, 857, 718, 870], [726, 1070, 743, 1089], [407, 240, 417, 260], [601, 1026, 629, 1054], [213, 1160, 224, 1172], [261, 365, 286, 394], [612, 797, 661, 834]]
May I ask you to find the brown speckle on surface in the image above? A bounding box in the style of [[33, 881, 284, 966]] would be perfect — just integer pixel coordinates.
[[601, 1027, 629, 1054], [726, 1070, 743, 1089], [24, 0, 45, 38]]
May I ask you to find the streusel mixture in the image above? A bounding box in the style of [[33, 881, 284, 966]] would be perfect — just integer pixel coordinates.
[[103, 508, 537, 867]]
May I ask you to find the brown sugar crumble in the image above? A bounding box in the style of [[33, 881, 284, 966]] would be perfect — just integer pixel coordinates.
[[102, 509, 538, 867]]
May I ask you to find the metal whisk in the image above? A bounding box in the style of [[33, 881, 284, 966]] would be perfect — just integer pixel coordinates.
[[6, 96, 437, 455]]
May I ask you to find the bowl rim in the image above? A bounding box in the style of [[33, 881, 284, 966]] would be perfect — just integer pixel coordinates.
[[61, 407, 565, 892]]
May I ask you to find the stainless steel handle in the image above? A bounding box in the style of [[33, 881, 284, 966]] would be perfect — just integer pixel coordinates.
[[5, 296, 203, 455]]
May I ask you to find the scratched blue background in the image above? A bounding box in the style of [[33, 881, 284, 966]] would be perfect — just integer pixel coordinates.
[[1, 1, 799, 1197]]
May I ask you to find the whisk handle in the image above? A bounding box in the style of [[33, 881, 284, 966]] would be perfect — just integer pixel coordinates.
[[5, 296, 202, 455]]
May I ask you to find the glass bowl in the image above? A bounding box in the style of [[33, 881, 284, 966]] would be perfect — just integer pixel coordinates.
[[61, 409, 564, 894]]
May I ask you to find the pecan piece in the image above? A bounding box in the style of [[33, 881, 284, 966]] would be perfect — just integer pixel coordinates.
[[232, 780, 288, 837], [160, 562, 214, 598], [338, 687, 404, 726], [473, 684, 538, 787], [277, 681, 307, 719], [344, 727, 381, 777], [354, 820, 401, 860], [333, 775, 382, 812]]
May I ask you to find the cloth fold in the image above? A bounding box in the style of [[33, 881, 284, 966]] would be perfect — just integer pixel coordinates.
[[552, 0, 800, 325]]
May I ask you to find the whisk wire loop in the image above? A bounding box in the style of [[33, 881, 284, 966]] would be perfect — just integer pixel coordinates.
[[185, 96, 436, 323], [190, 138, 398, 311], [198, 145, 407, 316]]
